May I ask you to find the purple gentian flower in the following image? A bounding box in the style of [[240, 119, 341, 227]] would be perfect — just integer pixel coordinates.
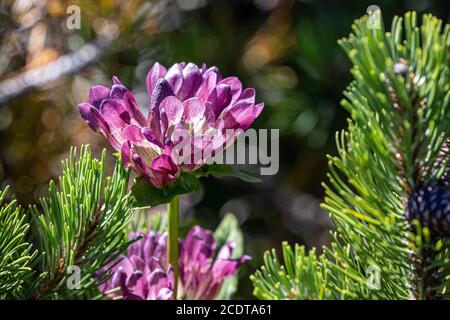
[[178, 226, 251, 300], [98, 232, 174, 300], [99, 226, 250, 300], [79, 62, 264, 188]]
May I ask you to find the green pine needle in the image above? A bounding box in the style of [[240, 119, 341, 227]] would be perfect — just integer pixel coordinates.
[[28, 145, 135, 299], [0, 187, 37, 299], [252, 12, 449, 300]]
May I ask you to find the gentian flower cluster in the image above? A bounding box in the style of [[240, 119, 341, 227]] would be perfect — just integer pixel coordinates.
[[99, 226, 250, 300], [79, 62, 264, 188]]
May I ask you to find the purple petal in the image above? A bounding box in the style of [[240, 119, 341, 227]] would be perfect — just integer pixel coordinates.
[[133, 154, 152, 179], [220, 102, 264, 130], [128, 274, 149, 299], [216, 242, 235, 260], [123, 125, 162, 168], [97, 99, 132, 149], [212, 255, 251, 282], [148, 269, 168, 286], [147, 269, 174, 300], [126, 270, 143, 288], [157, 288, 173, 300], [160, 96, 183, 127], [197, 71, 219, 103], [142, 127, 164, 148], [79, 103, 102, 132], [89, 85, 110, 108], [179, 63, 202, 100], [182, 97, 206, 124], [207, 83, 232, 117], [149, 153, 180, 188], [110, 81, 146, 126], [122, 124, 145, 143], [110, 267, 128, 291], [100, 99, 131, 124], [121, 141, 132, 167], [148, 79, 175, 137], [181, 226, 216, 270], [146, 62, 168, 96], [202, 65, 222, 82], [129, 256, 145, 271], [112, 76, 122, 85], [164, 63, 183, 94], [218, 77, 242, 105], [236, 87, 255, 105]]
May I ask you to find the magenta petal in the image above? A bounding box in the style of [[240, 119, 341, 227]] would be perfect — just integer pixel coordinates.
[[160, 96, 183, 126], [143, 233, 167, 268], [135, 155, 152, 179], [147, 269, 174, 300], [218, 76, 242, 105], [148, 269, 168, 286], [208, 83, 232, 116], [182, 97, 206, 124], [79, 103, 101, 131], [142, 127, 164, 148], [157, 288, 173, 300], [216, 242, 235, 260], [128, 274, 149, 299], [236, 87, 256, 105], [112, 76, 122, 85], [149, 154, 179, 188], [122, 124, 145, 143], [89, 85, 110, 108], [148, 79, 175, 137], [129, 256, 145, 271], [179, 63, 202, 100], [126, 270, 143, 288], [164, 63, 183, 94], [127, 232, 144, 257], [149, 79, 175, 113], [110, 267, 128, 291], [100, 99, 131, 125], [202, 66, 222, 82], [110, 82, 146, 126], [212, 255, 251, 282], [146, 62, 168, 96], [121, 141, 132, 167], [123, 125, 161, 169], [98, 99, 131, 149], [181, 226, 216, 265], [197, 71, 218, 103], [221, 102, 264, 130]]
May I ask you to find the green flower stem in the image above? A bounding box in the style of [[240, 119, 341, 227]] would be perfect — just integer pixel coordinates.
[[167, 195, 179, 299]]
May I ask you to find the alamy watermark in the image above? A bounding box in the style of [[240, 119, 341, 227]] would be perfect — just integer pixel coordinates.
[[66, 5, 81, 30], [169, 127, 279, 176], [66, 265, 81, 290], [367, 5, 382, 30], [366, 265, 381, 290]]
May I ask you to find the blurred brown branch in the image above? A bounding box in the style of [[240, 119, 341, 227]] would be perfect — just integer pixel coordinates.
[[0, 39, 110, 106]]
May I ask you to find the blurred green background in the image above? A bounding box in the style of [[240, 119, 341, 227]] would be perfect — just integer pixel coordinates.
[[0, 0, 448, 298]]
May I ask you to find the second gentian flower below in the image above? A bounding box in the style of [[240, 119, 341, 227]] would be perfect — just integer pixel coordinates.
[[99, 225, 250, 300]]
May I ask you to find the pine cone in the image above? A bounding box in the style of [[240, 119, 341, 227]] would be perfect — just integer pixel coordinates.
[[405, 184, 450, 236]]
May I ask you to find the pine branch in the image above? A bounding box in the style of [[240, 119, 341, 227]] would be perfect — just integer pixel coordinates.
[[0, 187, 37, 299], [251, 243, 334, 300], [28, 145, 134, 299], [325, 11, 449, 299], [252, 11, 449, 300]]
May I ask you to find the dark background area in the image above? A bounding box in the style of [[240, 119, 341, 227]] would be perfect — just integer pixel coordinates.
[[0, 0, 448, 298]]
